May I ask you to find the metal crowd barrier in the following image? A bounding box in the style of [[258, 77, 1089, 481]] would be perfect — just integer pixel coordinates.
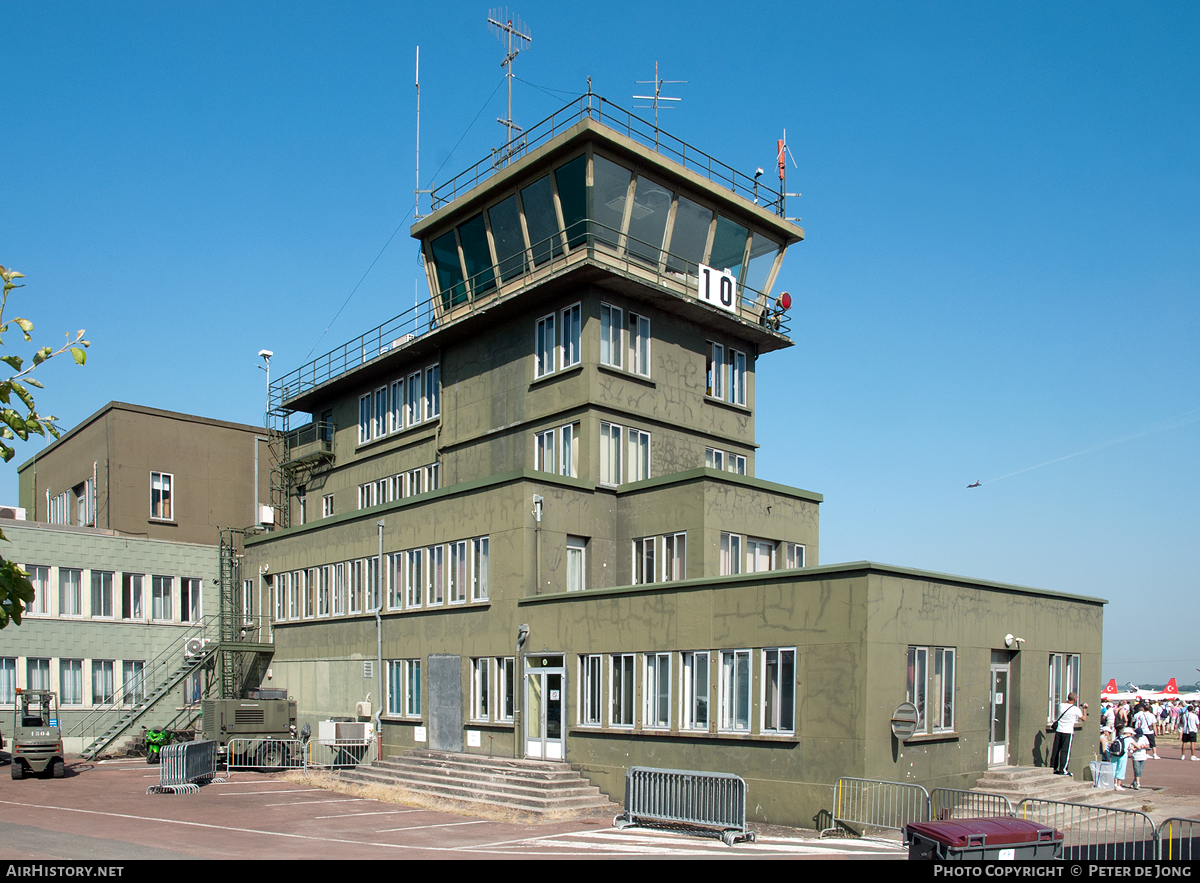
[[1014, 798, 1157, 861], [307, 738, 377, 770], [829, 777, 930, 835], [225, 737, 307, 771], [1158, 817, 1200, 861], [929, 787, 1014, 821], [614, 766, 755, 846], [147, 740, 225, 794]]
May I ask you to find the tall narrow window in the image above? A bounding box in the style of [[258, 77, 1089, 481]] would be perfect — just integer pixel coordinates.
[[535, 429, 556, 473], [600, 303, 622, 368], [682, 651, 710, 731], [472, 657, 491, 721], [181, 577, 202, 622], [663, 532, 686, 581], [729, 349, 747, 406], [150, 472, 173, 520], [90, 570, 114, 618], [785, 543, 805, 569], [332, 563, 346, 616], [720, 649, 751, 731], [644, 652, 671, 729], [610, 654, 635, 727], [358, 394, 373, 444], [498, 657, 516, 721], [628, 429, 651, 482], [561, 303, 581, 368], [26, 565, 49, 615], [763, 648, 796, 734], [60, 659, 83, 705], [706, 342, 724, 398], [425, 364, 441, 419], [535, 313, 556, 378], [472, 537, 489, 602], [721, 533, 742, 576], [580, 654, 602, 726], [123, 660, 146, 706], [406, 549, 424, 608], [600, 422, 622, 485], [566, 537, 586, 592], [349, 560, 364, 614], [318, 566, 330, 617], [629, 313, 651, 377], [427, 544, 444, 606], [449, 540, 468, 604], [92, 660, 115, 705], [60, 568, 83, 616], [560, 423, 579, 477], [632, 537, 656, 586]]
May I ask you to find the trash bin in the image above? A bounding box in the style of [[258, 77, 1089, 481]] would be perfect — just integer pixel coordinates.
[[1090, 760, 1116, 788], [904, 818, 1063, 860]]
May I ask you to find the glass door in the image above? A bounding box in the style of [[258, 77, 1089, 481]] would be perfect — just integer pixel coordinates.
[[525, 655, 565, 760], [990, 664, 1009, 766]]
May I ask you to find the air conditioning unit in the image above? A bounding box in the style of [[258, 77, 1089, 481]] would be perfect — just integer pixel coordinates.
[[0, 506, 26, 520], [355, 699, 372, 719], [184, 637, 212, 659], [257, 505, 274, 527]]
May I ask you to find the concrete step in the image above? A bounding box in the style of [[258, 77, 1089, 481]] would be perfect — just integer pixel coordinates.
[[337, 749, 617, 817], [972, 766, 1152, 812]]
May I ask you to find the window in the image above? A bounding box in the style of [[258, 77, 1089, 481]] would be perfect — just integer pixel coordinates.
[[427, 544, 444, 606], [1048, 652, 1080, 723], [472, 537, 489, 602], [629, 312, 651, 377], [705, 448, 725, 470], [628, 429, 650, 482], [632, 537, 656, 586], [60, 568, 83, 616], [317, 566, 330, 617], [91, 570, 114, 618], [358, 482, 375, 510], [77, 478, 96, 526], [123, 660, 145, 706], [242, 577, 255, 624], [303, 568, 316, 618], [600, 422, 622, 485], [358, 394, 374, 444], [610, 654, 635, 728], [681, 651, 710, 731], [580, 654, 602, 726], [26, 565, 49, 615], [448, 541, 468, 604], [349, 560, 364, 614], [388, 659, 422, 717], [729, 349, 747, 406], [663, 532, 686, 581], [406, 371, 422, 426], [60, 659, 83, 705], [49, 491, 70, 525], [535, 313, 556, 378], [0, 658, 15, 703], [92, 660, 115, 705], [373, 386, 388, 440], [644, 652, 671, 729], [560, 423, 579, 477], [706, 342, 724, 399], [561, 303, 581, 368], [908, 645, 956, 734], [719, 649, 751, 732], [785, 543, 805, 569], [721, 533, 742, 576], [732, 455, 747, 475], [366, 556, 381, 612], [405, 549, 423, 608], [27, 658, 50, 691], [270, 575, 284, 622], [425, 365, 441, 419], [747, 539, 774, 573], [600, 303, 622, 368], [331, 566, 345, 614], [566, 537, 586, 592], [763, 648, 796, 734], [181, 577, 202, 622], [150, 472, 173, 520], [323, 494, 334, 518], [535, 429, 556, 473], [389, 379, 404, 433], [287, 571, 300, 620], [471, 658, 491, 721], [498, 657, 516, 722]]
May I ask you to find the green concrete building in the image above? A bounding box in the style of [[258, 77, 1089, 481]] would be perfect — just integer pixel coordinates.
[[243, 97, 1103, 827]]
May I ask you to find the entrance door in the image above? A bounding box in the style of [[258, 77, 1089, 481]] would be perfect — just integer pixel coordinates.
[[989, 663, 1010, 766], [525, 655, 565, 760]]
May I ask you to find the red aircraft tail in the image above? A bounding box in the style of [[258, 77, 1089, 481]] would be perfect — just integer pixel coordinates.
[[1102, 679, 1118, 695], [1163, 678, 1178, 694]]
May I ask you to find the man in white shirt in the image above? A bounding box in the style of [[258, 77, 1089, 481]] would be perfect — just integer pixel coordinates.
[[1051, 692, 1088, 776], [1181, 704, 1200, 761]]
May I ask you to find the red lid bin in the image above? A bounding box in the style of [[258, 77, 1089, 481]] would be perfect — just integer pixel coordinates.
[[904, 818, 1063, 861]]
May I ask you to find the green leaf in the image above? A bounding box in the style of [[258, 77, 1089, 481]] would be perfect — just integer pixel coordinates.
[[23, 377, 42, 389], [13, 317, 33, 333], [11, 382, 34, 411], [71, 347, 87, 365], [1, 355, 22, 371]]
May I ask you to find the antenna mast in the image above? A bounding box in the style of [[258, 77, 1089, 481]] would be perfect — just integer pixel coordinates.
[[414, 46, 431, 221], [634, 61, 686, 147], [488, 10, 532, 168], [778, 128, 802, 221]]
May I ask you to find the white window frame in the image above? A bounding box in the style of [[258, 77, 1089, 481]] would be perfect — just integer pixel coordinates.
[[663, 532, 686, 582], [60, 658, 83, 706], [629, 312, 651, 377], [497, 656, 516, 722], [566, 536, 586, 592], [317, 566, 330, 617], [560, 422, 579, 477], [729, 348, 747, 406], [332, 562, 346, 616], [424, 364, 441, 420], [610, 653, 636, 728], [721, 532, 742, 576], [579, 654, 602, 727], [600, 421, 622, 486], [427, 544, 444, 606], [632, 537, 656, 586], [181, 577, 202, 622], [358, 393, 373, 445], [535, 313, 556, 378], [644, 652, 671, 730], [150, 472, 174, 521], [448, 540, 468, 604], [628, 429, 651, 482], [535, 429, 556, 473], [762, 647, 796, 735], [472, 537, 489, 602], [322, 494, 334, 518], [1048, 652, 1080, 724], [600, 303, 622, 368], [122, 572, 145, 621], [151, 575, 173, 621], [785, 543, 805, 569], [719, 649, 752, 732], [471, 657, 491, 722], [386, 553, 403, 611], [747, 539, 775, 573], [681, 650, 710, 731], [908, 645, 956, 734], [26, 565, 50, 616], [561, 303, 581, 368], [707, 342, 724, 399], [90, 570, 114, 619], [705, 447, 725, 470]]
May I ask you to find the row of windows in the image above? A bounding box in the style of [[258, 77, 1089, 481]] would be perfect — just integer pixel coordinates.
[[426, 152, 783, 310], [720, 535, 806, 575], [599, 303, 651, 377], [631, 532, 687, 585], [535, 304, 582, 379], [2, 656, 145, 707], [358, 363, 441, 446], [705, 447, 748, 475], [19, 565, 203, 623], [598, 421, 651, 485], [48, 473, 167, 525], [357, 463, 441, 510], [270, 537, 490, 622]]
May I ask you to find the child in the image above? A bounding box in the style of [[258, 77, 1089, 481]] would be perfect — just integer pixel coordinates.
[[1127, 727, 1151, 790]]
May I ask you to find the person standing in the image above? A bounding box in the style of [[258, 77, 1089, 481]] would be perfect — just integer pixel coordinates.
[[1129, 727, 1151, 789], [1112, 726, 1131, 789], [1051, 692, 1088, 776], [1134, 702, 1160, 759], [1181, 704, 1200, 761]]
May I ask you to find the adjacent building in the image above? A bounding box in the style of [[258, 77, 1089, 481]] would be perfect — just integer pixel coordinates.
[[243, 99, 1103, 827]]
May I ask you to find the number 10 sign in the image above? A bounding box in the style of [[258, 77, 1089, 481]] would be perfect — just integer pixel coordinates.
[[696, 264, 738, 315]]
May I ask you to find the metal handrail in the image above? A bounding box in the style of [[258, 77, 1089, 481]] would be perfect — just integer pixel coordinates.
[[271, 222, 788, 409], [431, 94, 784, 214]]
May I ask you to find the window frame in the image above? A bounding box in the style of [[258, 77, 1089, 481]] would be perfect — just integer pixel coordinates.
[[150, 471, 174, 521], [719, 649, 752, 733], [907, 645, 957, 734], [681, 650, 711, 732], [610, 653, 636, 729], [644, 652, 671, 730], [762, 647, 797, 735]]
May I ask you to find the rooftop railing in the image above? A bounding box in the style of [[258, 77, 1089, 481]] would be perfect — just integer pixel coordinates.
[[271, 222, 791, 410], [430, 94, 785, 215]]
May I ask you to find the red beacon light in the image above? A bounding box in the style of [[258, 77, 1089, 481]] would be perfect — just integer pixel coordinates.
[[778, 291, 792, 311], [762, 291, 792, 331]]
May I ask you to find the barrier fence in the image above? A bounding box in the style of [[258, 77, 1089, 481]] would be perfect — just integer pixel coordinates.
[[830, 776, 1199, 859], [614, 766, 755, 846], [223, 737, 376, 773], [147, 740, 225, 794], [307, 738, 378, 770]]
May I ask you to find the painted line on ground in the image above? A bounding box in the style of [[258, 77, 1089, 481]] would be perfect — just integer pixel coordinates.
[[264, 798, 371, 806], [377, 819, 491, 833], [315, 809, 424, 819]]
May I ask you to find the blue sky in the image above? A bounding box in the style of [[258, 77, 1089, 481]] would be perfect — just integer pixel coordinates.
[[3, 2, 1197, 686]]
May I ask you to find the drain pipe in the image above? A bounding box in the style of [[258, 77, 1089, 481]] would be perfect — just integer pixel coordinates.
[[374, 519, 385, 761], [514, 623, 529, 757]]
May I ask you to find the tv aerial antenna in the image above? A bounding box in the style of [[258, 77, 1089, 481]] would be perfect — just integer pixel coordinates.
[[414, 46, 432, 221], [488, 10, 532, 168], [634, 61, 686, 147], [777, 129, 802, 222]]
